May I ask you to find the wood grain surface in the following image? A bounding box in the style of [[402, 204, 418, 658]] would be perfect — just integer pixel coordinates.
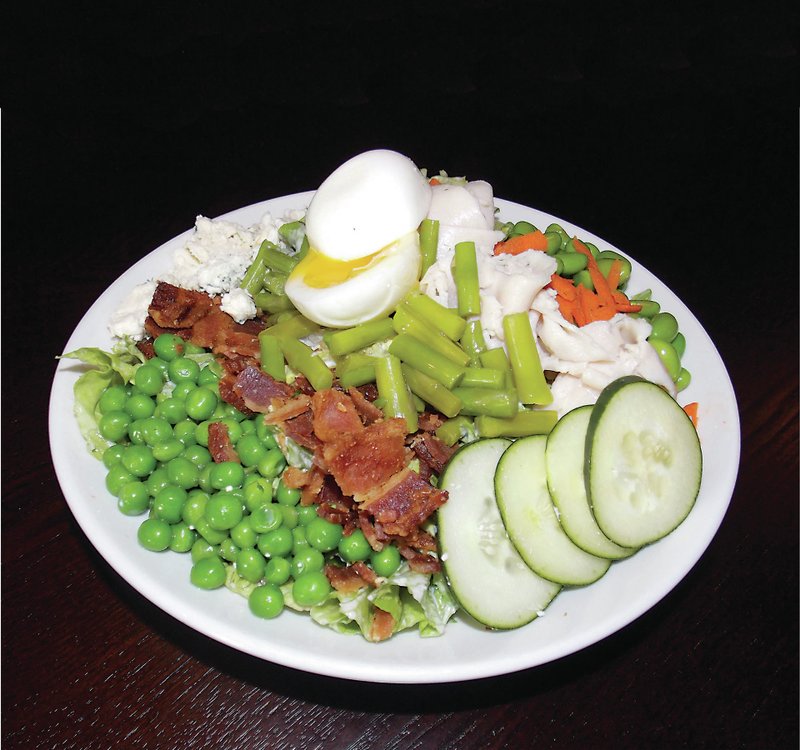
[[3, 3, 797, 749]]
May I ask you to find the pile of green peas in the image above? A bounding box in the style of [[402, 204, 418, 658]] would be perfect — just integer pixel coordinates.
[[97, 333, 403, 621], [501, 220, 691, 392]]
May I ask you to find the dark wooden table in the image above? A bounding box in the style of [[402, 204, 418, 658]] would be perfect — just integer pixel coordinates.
[[4, 5, 798, 749]]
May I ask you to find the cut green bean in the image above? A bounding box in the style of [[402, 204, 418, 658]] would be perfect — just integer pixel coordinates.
[[392, 305, 471, 367], [240, 258, 267, 296], [259, 240, 299, 275], [419, 219, 440, 277], [503, 312, 552, 405], [460, 366, 505, 390], [459, 319, 487, 364], [388, 333, 466, 390], [258, 333, 286, 382], [404, 292, 466, 341], [279, 337, 334, 392], [326, 317, 394, 357], [261, 270, 288, 297], [262, 312, 319, 341], [278, 221, 306, 252], [374, 354, 418, 433], [451, 386, 519, 418], [479, 347, 510, 371], [336, 353, 377, 388], [453, 241, 481, 317], [253, 291, 295, 313], [435, 415, 474, 446], [475, 410, 558, 438], [401, 364, 463, 419]]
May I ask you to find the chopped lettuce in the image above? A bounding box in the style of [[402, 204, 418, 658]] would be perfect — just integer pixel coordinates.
[[59, 340, 146, 458]]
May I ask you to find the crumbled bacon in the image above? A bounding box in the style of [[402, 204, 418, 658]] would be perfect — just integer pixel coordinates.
[[410, 431, 457, 476], [311, 388, 364, 441], [325, 564, 367, 593], [369, 609, 395, 642], [207, 421, 240, 464], [149, 282, 214, 329], [232, 366, 294, 413], [347, 386, 384, 425], [262, 394, 312, 425]]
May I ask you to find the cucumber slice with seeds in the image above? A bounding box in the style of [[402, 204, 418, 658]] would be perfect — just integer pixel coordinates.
[[495, 435, 611, 586], [545, 405, 637, 560], [438, 439, 561, 630], [585, 376, 702, 548]]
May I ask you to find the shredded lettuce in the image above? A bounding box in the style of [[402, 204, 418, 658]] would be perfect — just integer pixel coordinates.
[[59, 340, 146, 459]]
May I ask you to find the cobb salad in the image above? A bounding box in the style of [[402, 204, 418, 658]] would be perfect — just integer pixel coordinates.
[[62, 149, 702, 642]]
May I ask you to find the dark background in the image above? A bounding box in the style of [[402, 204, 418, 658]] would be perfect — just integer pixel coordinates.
[[3, 2, 798, 749]]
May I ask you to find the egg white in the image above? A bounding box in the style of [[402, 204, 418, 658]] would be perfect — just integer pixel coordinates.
[[284, 230, 422, 328]]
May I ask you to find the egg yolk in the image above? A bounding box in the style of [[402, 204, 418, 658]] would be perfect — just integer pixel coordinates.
[[292, 248, 382, 288]]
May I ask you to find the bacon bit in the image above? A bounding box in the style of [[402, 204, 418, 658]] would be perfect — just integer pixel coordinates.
[[323, 418, 409, 497], [410, 432, 457, 476], [217, 374, 255, 416], [399, 546, 441, 574], [281, 410, 323, 453], [262, 394, 313, 425], [369, 608, 395, 642], [232, 366, 294, 413], [312, 389, 364, 441], [325, 564, 368, 593], [149, 282, 214, 329], [359, 515, 386, 551], [347, 386, 384, 425], [357, 468, 448, 537], [281, 466, 312, 489], [352, 561, 379, 587], [207, 421, 240, 463], [136, 339, 156, 359], [300, 466, 327, 507], [417, 411, 444, 433]]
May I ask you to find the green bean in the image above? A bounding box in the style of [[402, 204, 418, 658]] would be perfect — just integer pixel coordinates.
[[404, 292, 466, 341], [325, 317, 394, 357], [649, 312, 679, 343], [419, 218, 439, 277], [240, 257, 267, 296], [258, 333, 286, 382], [253, 291, 295, 313], [479, 347, 510, 371], [503, 312, 552, 405], [388, 333, 466, 390], [453, 241, 481, 316], [392, 304, 471, 366], [401, 364, 462, 418], [459, 319, 487, 364], [475, 409, 558, 438], [262, 312, 319, 340], [259, 240, 299, 275], [278, 337, 334, 392], [460, 366, 505, 390], [374, 354, 418, 433], [451, 386, 518, 418], [435, 415, 474, 446], [554, 251, 588, 276], [278, 220, 306, 252], [261, 270, 288, 296], [336, 353, 377, 388]]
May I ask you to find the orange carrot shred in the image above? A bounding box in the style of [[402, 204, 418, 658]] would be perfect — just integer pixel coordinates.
[[606, 259, 623, 291], [493, 230, 549, 256], [683, 402, 699, 428], [548, 273, 577, 301], [429, 177, 440, 185]]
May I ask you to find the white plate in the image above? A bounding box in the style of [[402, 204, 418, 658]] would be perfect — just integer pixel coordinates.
[[49, 192, 740, 684]]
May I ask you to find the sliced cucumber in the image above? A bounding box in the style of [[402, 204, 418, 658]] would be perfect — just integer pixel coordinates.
[[545, 405, 637, 560], [438, 438, 561, 629], [585, 376, 702, 548], [495, 435, 611, 586]]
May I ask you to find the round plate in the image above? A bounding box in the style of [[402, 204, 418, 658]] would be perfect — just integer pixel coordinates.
[[49, 192, 740, 684]]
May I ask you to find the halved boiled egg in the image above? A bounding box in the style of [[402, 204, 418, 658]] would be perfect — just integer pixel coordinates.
[[285, 150, 432, 328]]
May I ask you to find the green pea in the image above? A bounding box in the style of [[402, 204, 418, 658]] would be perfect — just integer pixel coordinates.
[[257, 448, 286, 478], [239, 419, 256, 437], [147, 357, 169, 379], [141, 416, 174, 446], [275, 478, 301, 506], [151, 438, 184, 463], [198, 465, 214, 493], [218, 418, 243, 445], [648, 338, 682, 381], [250, 503, 283, 533], [249, 583, 284, 619], [117, 481, 151, 516], [244, 476, 274, 512], [338, 529, 372, 563], [297, 505, 319, 526], [219, 537, 241, 562], [256, 420, 279, 449], [194, 517, 229, 545], [190, 538, 219, 563], [190, 556, 227, 589], [230, 517, 257, 549], [127, 419, 147, 445], [169, 522, 197, 553], [182, 489, 209, 527], [263, 556, 291, 586], [98, 385, 128, 414], [168, 357, 200, 384], [137, 518, 172, 552], [206, 490, 244, 530], [99, 410, 131, 443], [173, 419, 198, 446], [672, 332, 686, 359], [306, 517, 343, 552], [258, 527, 293, 558], [292, 571, 331, 607], [181, 444, 212, 470], [153, 333, 186, 361], [279, 506, 299, 530], [183, 341, 206, 356], [194, 420, 211, 447], [122, 444, 156, 478], [134, 364, 164, 396], [156, 397, 188, 425], [171, 381, 197, 401], [370, 545, 401, 577], [123, 393, 154, 421], [198, 363, 221, 387], [209, 461, 245, 491], [292, 526, 309, 554], [102, 443, 126, 469], [166, 456, 201, 490], [675, 367, 692, 392], [291, 548, 325, 578], [185, 388, 218, 422], [106, 465, 136, 496], [236, 433, 268, 468], [152, 484, 187, 524], [236, 547, 267, 583], [649, 312, 679, 343]]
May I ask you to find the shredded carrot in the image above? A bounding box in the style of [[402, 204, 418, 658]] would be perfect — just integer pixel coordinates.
[[683, 402, 699, 428], [493, 230, 549, 256], [548, 273, 577, 301], [606, 259, 623, 291], [429, 177, 440, 185]]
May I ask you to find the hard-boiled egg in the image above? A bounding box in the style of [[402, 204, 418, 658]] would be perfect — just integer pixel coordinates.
[[285, 149, 432, 327]]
